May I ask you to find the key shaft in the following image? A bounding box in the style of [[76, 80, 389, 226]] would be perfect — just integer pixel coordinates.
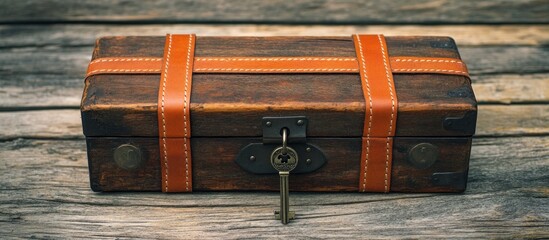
[[279, 171, 290, 224]]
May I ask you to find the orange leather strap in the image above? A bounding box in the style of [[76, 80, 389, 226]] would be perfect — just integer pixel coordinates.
[[157, 34, 196, 192], [87, 57, 161, 76], [193, 57, 358, 73], [86, 56, 469, 77], [353, 34, 398, 193]]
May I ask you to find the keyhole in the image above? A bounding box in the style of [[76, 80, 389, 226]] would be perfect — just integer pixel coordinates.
[[278, 154, 290, 164]]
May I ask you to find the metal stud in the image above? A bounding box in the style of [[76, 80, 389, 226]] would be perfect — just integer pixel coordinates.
[[114, 144, 143, 170], [408, 143, 439, 169]]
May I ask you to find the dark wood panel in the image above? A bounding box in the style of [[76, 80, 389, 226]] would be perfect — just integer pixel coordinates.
[[87, 137, 471, 192], [1, 0, 547, 24], [81, 36, 477, 137]]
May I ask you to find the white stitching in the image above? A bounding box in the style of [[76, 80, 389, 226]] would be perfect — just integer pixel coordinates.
[[86, 68, 470, 76], [194, 68, 358, 72], [87, 57, 467, 76], [393, 58, 463, 64], [355, 35, 373, 193], [86, 67, 469, 75], [161, 34, 173, 192], [89, 57, 463, 64], [385, 137, 391, 191], [89, 58, 161, 65], [378, 35, 394, 193], [393, 68, 468, 75], [183, 35, 193, 192], [86, 69, 160, 76], [195, 57, 356, 61]]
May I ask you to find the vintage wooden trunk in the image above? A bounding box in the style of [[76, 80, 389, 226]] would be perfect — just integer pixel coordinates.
[[81, 34, 476, 193]]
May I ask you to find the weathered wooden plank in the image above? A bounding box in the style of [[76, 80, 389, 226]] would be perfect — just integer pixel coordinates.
[[477, 104, 549, 137], [2, 25, 548, 47], [473, 74, 549, 104], [0, 105, 547, 140], [460, 46, 549, 74], [0, 110, 82, 140], [0, 0, 547, 24], [0, 137, 547, 238], [0, 74, 84, 108]]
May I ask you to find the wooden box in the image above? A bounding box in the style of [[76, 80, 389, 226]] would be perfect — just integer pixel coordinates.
[[81, 35, 476, 193]]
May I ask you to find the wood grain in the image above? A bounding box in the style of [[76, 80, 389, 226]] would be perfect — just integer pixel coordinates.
[[2, 25, 548, 47], [473, 74, 549, 104], [1, 0, 547, 24], [0, 137, 547, 238], [2, 104, 547, 140]]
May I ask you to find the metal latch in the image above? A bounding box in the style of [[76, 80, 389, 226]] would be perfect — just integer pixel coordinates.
[[235, 116, 326, 174]]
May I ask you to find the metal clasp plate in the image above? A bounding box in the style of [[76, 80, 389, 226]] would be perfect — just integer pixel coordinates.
[[235, 116, 327, 174]]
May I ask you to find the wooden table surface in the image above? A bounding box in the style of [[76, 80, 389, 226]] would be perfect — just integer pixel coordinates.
[[1, 1, 548, 238]]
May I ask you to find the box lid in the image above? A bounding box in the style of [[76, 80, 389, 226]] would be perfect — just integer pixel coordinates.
[[81, 36, 477, 138]]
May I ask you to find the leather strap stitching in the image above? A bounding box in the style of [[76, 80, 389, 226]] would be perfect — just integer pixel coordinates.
[[393, 58, 463, 64], [353, 34, 399, 193], [354, 35, 373, 192], [160, 34, 173, 192], [183, 35, 193, 191], [157, 34, 195, 193], [89, 58, 161, 65], [87, 69, 160, 75], [393, 68, 468, 74], [86, 56, 469, 77], [87, 67, 469, 75], [378, 34, 394, 193], [195, 57, 356, 61], [88, 57, 466, 65], [194, 68, 358, 72]]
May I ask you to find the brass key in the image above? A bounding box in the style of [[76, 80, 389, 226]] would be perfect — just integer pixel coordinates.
[[270, 128, 298, 224]]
